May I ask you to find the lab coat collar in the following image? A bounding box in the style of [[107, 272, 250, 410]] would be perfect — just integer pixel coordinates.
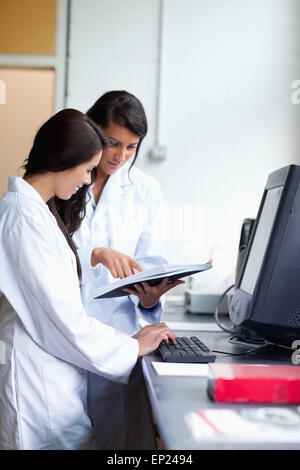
[[106, 160, 134, 192], [90, 161, 134, 205], [7, 176, 48, 207], [116, 160, 133, 187]]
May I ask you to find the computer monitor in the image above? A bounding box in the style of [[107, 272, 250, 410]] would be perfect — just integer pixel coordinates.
[[229, 165, 300, 346]]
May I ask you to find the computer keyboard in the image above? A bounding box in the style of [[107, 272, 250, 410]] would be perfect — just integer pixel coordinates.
[[157, 336, 216, 363]]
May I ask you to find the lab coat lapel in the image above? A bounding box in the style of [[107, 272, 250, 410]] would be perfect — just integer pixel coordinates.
[[8, 176, 47, 208], [94, 162, 133, 215], [84, 189, 95, 219], [92, 163, 134, 250], [84, 171, 126, 221]]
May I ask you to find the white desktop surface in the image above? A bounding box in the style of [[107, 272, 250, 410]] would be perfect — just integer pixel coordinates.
[[142, 302, 300, 450]]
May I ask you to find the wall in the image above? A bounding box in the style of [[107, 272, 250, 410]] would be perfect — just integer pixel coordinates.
[[0, 0, 56, 54], [0, 0, 68, 195], [67, 0, 300, 293], [0, 68, 54, 196]]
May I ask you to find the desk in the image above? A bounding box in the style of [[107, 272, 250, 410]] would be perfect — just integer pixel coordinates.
[[142, 302, 300, 450]]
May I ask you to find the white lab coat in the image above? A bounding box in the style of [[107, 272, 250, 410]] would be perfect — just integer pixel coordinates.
[[73, 162, 168, 449], [0, 177, 139, 450], [74, 161, 168, 334]]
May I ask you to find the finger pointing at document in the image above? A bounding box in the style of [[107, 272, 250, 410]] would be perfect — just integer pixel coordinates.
[[91, 247, 143, 278]]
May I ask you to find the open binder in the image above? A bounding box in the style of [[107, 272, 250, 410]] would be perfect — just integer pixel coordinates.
[[93, 262, 212, 299]]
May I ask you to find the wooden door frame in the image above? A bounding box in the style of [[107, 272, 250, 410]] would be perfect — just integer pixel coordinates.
[[0, 0, 69, 112]]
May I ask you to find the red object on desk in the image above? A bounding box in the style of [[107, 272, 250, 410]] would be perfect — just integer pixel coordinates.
[[208, 363, 300, 404]]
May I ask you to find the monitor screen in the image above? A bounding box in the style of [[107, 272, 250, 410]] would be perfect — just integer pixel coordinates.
[[240, 186, 283, 295], [229, 165, 300, 345]]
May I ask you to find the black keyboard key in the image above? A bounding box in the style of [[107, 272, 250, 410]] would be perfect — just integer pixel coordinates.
[[190, 336, 210, 352], [181, 337, 196, 347], [159, 343, 170, 354], [157, 336, 216, 363]]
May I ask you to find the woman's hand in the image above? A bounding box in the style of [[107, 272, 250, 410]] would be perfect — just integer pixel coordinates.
[[132, 322, 176, 357], [123, 277, 185, 308], [91, 247, 143, 278]]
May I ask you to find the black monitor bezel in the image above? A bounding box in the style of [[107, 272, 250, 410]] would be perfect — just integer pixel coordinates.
[[229, 165, 300, 344]]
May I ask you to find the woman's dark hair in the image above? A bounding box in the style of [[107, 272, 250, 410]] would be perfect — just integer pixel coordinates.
[[55, 92, 147, 252], [23, 108, 107, 280], [86, 90, 148, 171]]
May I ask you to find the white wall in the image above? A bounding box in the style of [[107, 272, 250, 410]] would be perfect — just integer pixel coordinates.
[[67, 0, 300, 294]]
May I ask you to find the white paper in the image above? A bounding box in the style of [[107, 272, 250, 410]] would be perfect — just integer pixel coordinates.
[[139, 318, 221, 332], [93, 262, 211, 299], [152, 361, 209, 377], [185, 407, 300, 443], [165, 321, 221, 332]]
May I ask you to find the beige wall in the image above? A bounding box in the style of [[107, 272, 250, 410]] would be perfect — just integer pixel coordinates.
[[0, 0, 56, 55], [0, 68, 54, 196]]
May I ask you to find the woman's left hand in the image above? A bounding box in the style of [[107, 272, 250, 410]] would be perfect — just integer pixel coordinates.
[[123, 277, 185, 309]]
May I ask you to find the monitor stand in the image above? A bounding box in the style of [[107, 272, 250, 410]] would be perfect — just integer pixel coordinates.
[[229, 328, 266, 346]]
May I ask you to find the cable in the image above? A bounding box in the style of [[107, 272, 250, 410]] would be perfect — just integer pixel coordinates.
[[212, 284, 269, 357], [214, 283, 236, 333], [213, 285, 299, 358], [212, 339, 297, 358], [212, 344, 268, 357]]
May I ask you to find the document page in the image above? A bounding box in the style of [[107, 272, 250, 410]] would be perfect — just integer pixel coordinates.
[[152, 362, 209, 377], [93, 262, 212, 299], [185, 407, 300, 443]]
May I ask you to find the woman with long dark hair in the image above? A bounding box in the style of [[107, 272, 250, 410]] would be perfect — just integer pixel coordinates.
[[56, 92, 183, 449], [0, 108, 175, 450]]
